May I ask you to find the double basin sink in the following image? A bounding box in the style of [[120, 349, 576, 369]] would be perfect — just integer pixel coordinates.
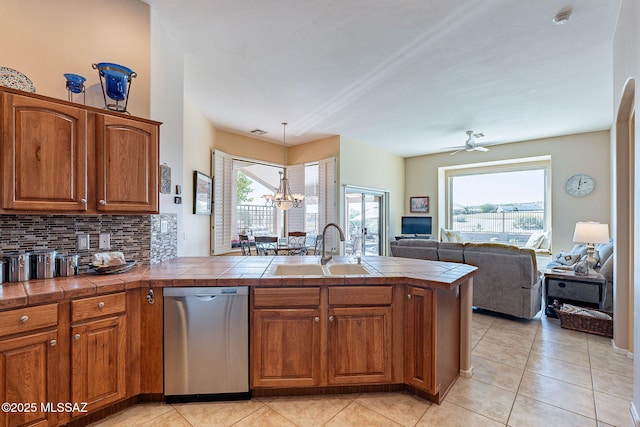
[[269, 263, 370, 276]]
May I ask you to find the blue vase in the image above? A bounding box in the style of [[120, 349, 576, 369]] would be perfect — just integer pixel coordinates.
[[92, 62, 137, 113], [64, 73, 86, 103]]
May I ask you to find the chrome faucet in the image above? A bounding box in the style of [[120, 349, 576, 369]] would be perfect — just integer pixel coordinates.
[[320, 223, 345, 265]]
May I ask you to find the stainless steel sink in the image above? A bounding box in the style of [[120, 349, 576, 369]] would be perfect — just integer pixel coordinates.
[[270, 264, 325, 276], [268, 263, 370, 276], [326, 264, 370, 275]]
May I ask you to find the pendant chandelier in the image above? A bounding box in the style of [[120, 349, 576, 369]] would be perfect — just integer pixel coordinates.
[[263, 122, 304, 210]]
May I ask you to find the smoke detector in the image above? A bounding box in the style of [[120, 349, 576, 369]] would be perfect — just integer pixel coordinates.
[[553, 8, 572, 25]]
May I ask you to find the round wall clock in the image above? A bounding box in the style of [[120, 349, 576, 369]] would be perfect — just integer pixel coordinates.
[[565, 174, 595, 197]]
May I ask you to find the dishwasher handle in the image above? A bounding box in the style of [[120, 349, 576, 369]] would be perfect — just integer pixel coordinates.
[[195, 295, 217, 302]]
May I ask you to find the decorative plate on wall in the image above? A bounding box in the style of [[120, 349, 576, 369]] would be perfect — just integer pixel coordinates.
[[0, 66, 36, 93]]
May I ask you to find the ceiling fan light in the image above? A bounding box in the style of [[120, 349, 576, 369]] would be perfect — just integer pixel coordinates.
[[553, 8, 572, 25]]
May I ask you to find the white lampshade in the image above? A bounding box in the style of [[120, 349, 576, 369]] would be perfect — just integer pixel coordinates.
[[573, 222, 610, 244]]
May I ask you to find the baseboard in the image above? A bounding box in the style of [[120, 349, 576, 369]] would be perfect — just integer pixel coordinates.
[[630, 402, 640, 426], [612, 339, 634, 359], [460, 367, 474, 378]]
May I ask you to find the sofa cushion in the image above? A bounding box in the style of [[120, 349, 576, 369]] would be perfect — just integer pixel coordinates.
[[437, 242, 465, 263], [390, 239, 439, 261], [596, 241, 614, 267]]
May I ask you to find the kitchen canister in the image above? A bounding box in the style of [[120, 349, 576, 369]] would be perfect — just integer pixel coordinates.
[[31, 249, 57, 279], [56, 254, 80, 277], [4, 251, 30, 282]]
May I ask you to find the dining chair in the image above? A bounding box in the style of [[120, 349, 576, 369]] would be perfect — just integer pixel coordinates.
[[313, 234, 323, 256], [287, 231, 307, 255], [239, 234, 252, 256], [255, 236, 278, 256]]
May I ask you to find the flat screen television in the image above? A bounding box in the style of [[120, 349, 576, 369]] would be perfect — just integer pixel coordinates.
[[401, 216, 432, 235]]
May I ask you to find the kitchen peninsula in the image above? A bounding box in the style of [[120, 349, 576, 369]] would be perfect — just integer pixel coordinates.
[[0, 255, 476, 427]]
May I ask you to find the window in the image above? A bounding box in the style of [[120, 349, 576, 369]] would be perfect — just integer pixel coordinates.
[[444, 158, 550, 246], [212, 150, 336, 254]]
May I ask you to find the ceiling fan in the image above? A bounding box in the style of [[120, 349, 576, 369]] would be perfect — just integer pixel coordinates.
[[450, 130, 489, 155]]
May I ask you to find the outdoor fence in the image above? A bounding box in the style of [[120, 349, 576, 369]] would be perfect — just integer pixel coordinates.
[[451, 210, 544, 244]]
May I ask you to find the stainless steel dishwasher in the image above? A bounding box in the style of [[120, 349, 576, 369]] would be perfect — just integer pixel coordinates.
[[163, 286, 249, 402]]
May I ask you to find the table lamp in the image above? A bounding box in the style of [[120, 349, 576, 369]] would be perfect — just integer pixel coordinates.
[[573, 221, 610, 275]]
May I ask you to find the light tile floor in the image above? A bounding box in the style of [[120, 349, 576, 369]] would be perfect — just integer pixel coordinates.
[[90, 311, 635, 427]]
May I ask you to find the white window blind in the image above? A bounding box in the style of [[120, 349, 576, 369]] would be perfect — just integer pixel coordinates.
[[318, 157, 337, 250], [285, 163, 305, 233], [212, 150, 233, 255]]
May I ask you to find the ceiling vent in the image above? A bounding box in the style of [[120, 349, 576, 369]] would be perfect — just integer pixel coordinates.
[[250, 129, 267, 135]]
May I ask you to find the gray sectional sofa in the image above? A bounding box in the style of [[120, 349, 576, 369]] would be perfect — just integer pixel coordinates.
[[390, 239, 542, 319]]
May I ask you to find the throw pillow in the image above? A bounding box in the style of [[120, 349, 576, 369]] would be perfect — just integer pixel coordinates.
[[554, 252, 581, 266], [449, 230, 464, 243], [539, 229, 552, 250], [525, 232, 544, 249]]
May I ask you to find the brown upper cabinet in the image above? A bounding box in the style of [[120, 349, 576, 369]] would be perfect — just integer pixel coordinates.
[[1, 89, 160, 214]]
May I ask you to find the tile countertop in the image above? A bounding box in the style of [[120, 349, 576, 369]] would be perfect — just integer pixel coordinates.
[[0, 256, 477, 311]]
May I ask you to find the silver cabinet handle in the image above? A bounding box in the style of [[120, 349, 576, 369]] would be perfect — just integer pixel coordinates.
[[314, 316, 320, 322], [50, 339, 57, 347], [20, 315, 29, 323], [80, 198, 87, 205], [98, 301, 105, 308], [329, 315, 335, 322], [99, 200, 107, 205], [407, 293, 412, 300], [74, 334, 81, 340]]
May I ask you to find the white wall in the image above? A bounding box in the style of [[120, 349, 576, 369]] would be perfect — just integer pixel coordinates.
[[405, 131, 611, 254], [150, 9, 185, 254], [339, 137, 405, 248]]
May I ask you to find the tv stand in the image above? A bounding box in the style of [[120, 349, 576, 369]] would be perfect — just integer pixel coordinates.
[[395, 235, 432, 240]]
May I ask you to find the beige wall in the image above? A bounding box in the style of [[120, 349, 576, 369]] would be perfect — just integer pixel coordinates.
[[182, 98, 216, 256], [0, 0, 150, 118], [611, 0, 639, 419], [405, 131, 611, 254], [339, 137, 405, 248], [288, 136, 340, 164], [150, 9, 185, 252]]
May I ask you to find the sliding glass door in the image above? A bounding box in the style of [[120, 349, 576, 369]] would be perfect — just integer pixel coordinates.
[[344, 188, 385, 256]]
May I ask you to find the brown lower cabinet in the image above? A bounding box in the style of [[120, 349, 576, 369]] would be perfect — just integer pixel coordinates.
[[251, 286, 395, 389], [0, 304, 59, 427], [0, 282, 461, 426], [70, 293, 127, 416]]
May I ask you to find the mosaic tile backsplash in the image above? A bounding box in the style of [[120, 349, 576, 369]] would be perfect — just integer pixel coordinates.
[[0, 213, 178, 272]]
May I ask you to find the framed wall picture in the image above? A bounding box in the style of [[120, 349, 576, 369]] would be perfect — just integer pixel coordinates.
[[193, 171, 213, 215], [410, 196, 429, 213]]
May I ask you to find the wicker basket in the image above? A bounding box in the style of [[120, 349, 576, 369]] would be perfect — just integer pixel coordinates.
[[554, 305, 613, 338]]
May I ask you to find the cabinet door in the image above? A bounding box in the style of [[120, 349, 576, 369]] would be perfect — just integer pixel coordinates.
[[251, 309, 321, 388], [327, 306, 392, 385], [1, 94, 87, 211], [95, 114, 158, 213], [71, 315, 126, 414], [405, 286, 434, 392], [0, 330, 58, 427]]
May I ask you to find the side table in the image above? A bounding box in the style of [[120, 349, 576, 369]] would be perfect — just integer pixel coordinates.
[[543, 268, 606, 317]]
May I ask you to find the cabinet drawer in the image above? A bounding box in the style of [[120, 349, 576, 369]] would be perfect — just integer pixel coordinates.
[[329, 286, 393, 306], [72, 292, 126, 323], [0, 303, 58, 337], [253, 287, 320, 308], [547, 279, 600, 304]]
